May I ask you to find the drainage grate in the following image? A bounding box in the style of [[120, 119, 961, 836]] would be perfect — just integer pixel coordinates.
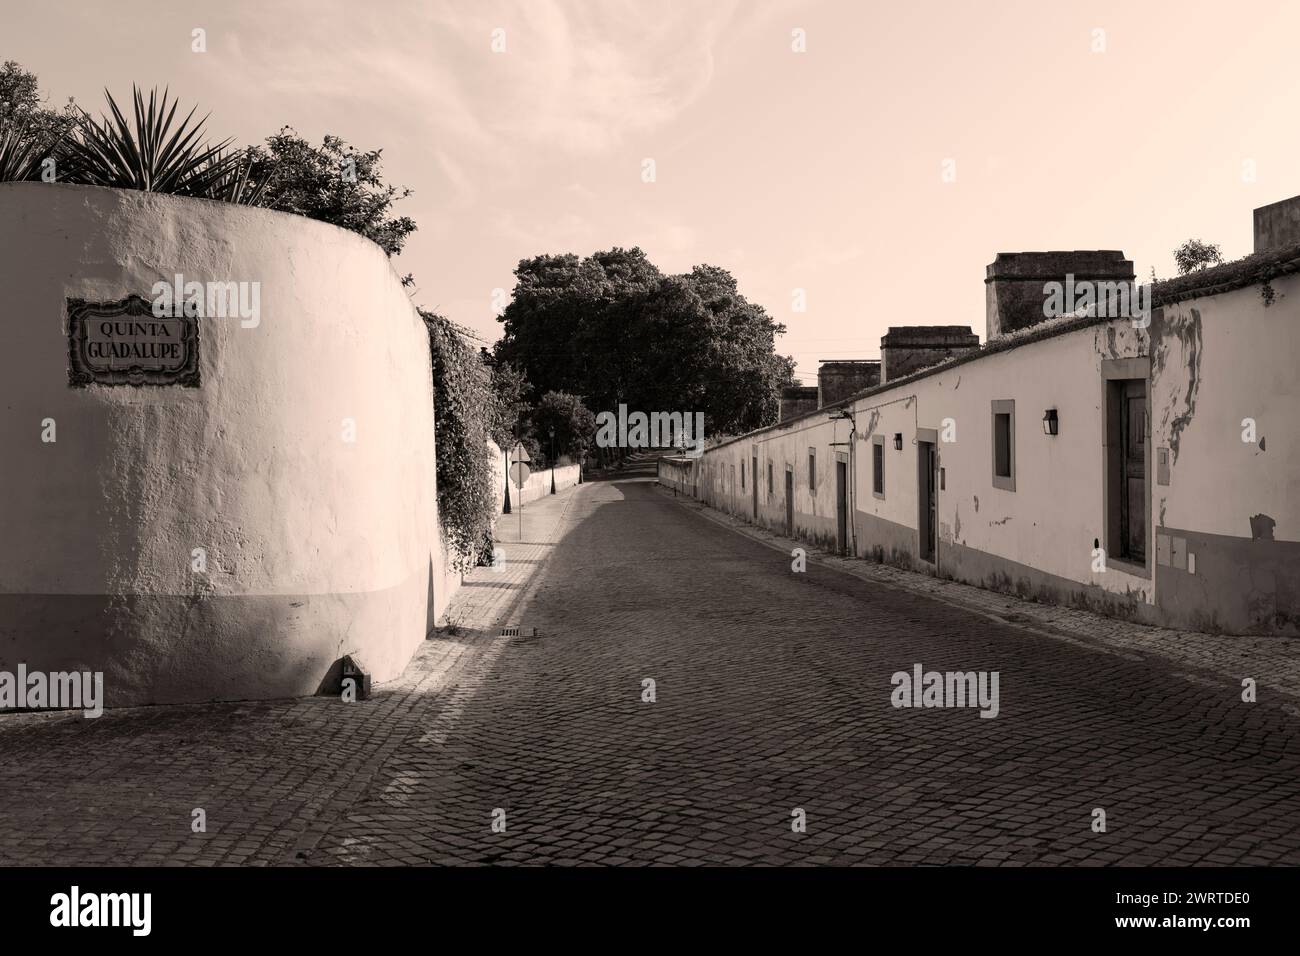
[[499, 626, 520, 637]]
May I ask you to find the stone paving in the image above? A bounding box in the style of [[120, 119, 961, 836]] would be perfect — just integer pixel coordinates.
[[316, 477, 1300, 866], [1, 475, 1298, 866], [660, 483, 1300, 716], [0, 486, 578, 866]]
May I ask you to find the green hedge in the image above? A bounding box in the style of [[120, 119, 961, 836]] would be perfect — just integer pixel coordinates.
[[422, 309, 497, 572]]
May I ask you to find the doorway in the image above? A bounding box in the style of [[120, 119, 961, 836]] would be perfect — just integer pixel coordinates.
[[1118, 380, 1146, 562], [1102, 359, 1151, 572], [917, 440, 937, 563], [835, 461, 848, 555], [752, 455, 758, 520], [785, 468, 794, 537]]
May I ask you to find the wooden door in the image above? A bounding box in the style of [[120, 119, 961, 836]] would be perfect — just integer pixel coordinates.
[[835, 461, 848, 555], [918, 441, 936, 563], [1120, 381, 1146, 562]]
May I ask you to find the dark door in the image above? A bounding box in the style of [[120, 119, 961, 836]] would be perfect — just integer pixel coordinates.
[[835, 461, 848, 555], [918, 441, 937, 562], [1120, 381, 1146, 561], [752, 456, 758, 519], [785, 469, 794, 536]]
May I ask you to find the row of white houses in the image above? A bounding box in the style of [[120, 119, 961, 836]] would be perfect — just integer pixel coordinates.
[[661, 200, 1300, 635]]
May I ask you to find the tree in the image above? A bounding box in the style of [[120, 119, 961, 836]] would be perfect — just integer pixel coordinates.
[[486, 355, 531, 450], [0, 61, 76, 182], [249, 128, 416, 272], [0, 61, 42, 113], [529, 391, 596, 464], [494, 247, 794, 451], [0, 61, 75, 144], [494, 247, 663, 403], [1173, 239, 1223, 275]]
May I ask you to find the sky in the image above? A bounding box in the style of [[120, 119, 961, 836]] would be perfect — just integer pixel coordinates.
[[8, 0, 1300, 384]]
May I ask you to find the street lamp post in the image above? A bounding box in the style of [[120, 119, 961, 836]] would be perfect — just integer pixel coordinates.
[[549, 428, 557, 495], [502, 443, 512, 514]]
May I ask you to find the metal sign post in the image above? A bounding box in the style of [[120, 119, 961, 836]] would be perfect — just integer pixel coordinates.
[[509, 446, 531, 541]]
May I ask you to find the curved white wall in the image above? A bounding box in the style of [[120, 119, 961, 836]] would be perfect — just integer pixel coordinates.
[[0, 183, 441, 705]]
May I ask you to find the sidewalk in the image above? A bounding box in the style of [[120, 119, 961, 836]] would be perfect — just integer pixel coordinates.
[[0, 484, 586, 867], [655, 483, 1300, 714], [314, 482, 586, 864], [441, 481, 584, 635]]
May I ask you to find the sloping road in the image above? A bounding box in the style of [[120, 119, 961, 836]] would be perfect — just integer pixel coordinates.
[[2, 475, 1296, 866], [316, 476, 1300, 866]]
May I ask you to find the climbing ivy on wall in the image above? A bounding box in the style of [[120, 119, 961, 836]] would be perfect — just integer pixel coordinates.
[[421, 308, 497, 572]]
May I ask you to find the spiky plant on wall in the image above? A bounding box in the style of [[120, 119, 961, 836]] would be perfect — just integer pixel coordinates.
[[194, 146, 273, 206], [59, 85, 270, 203], [0, 114, 54, 182]]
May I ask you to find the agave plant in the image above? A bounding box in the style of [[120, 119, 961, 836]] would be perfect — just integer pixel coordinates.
[[62, 85, 264, 203], [0, 113, 55, 182], [192, 146, 275, 206]]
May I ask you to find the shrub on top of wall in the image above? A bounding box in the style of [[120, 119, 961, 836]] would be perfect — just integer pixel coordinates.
[[422, 309, 498, 572], [1, 68, 417, 273], [5, 65, 503, 575]]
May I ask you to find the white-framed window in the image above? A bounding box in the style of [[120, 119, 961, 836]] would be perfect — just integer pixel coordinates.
[[991, 399, 1015, 492], [872, 435, 885, 499]]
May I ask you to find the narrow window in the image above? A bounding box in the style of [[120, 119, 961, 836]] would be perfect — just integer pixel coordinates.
[[808, 447, 816, 492], [741, 460, 745, 489], [767, 461, 773, 495], [872, 435, 885, 499], [991, 399, 1015, 491], [994, 416, 1011, 474]]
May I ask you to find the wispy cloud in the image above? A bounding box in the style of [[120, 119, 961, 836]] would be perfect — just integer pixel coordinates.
[[430, 0, 741, 154]]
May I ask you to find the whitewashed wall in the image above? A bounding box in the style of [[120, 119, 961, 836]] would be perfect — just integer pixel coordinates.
[[0, 183, 442, 705], [666, 276, 1300, 634]]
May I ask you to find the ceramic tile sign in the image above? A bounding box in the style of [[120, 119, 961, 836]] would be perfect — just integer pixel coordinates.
[[67, 295, 200, 387]]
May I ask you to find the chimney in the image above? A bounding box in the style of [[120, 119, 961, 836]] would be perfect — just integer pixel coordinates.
[[985, 251, 1133, 339], [879, 326, 979, 383], [817, 360, 880, 407], [779, 385, 819, 421], [1254, 195, 1300, 253]]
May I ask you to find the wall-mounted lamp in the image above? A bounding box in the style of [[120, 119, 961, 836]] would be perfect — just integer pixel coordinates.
[[893, 433, 903, 450], [1042, 409, 1059, 436]]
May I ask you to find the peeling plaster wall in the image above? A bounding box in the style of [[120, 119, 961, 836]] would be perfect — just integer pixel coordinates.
[[1149, 275, 1300, 632], [1151, 279, 1298, 539], [672, 288, 1298, 634], [0, 183, 442, 705]]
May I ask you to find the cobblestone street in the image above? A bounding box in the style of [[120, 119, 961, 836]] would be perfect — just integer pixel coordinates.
[[2, 475, 1299, 866]]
